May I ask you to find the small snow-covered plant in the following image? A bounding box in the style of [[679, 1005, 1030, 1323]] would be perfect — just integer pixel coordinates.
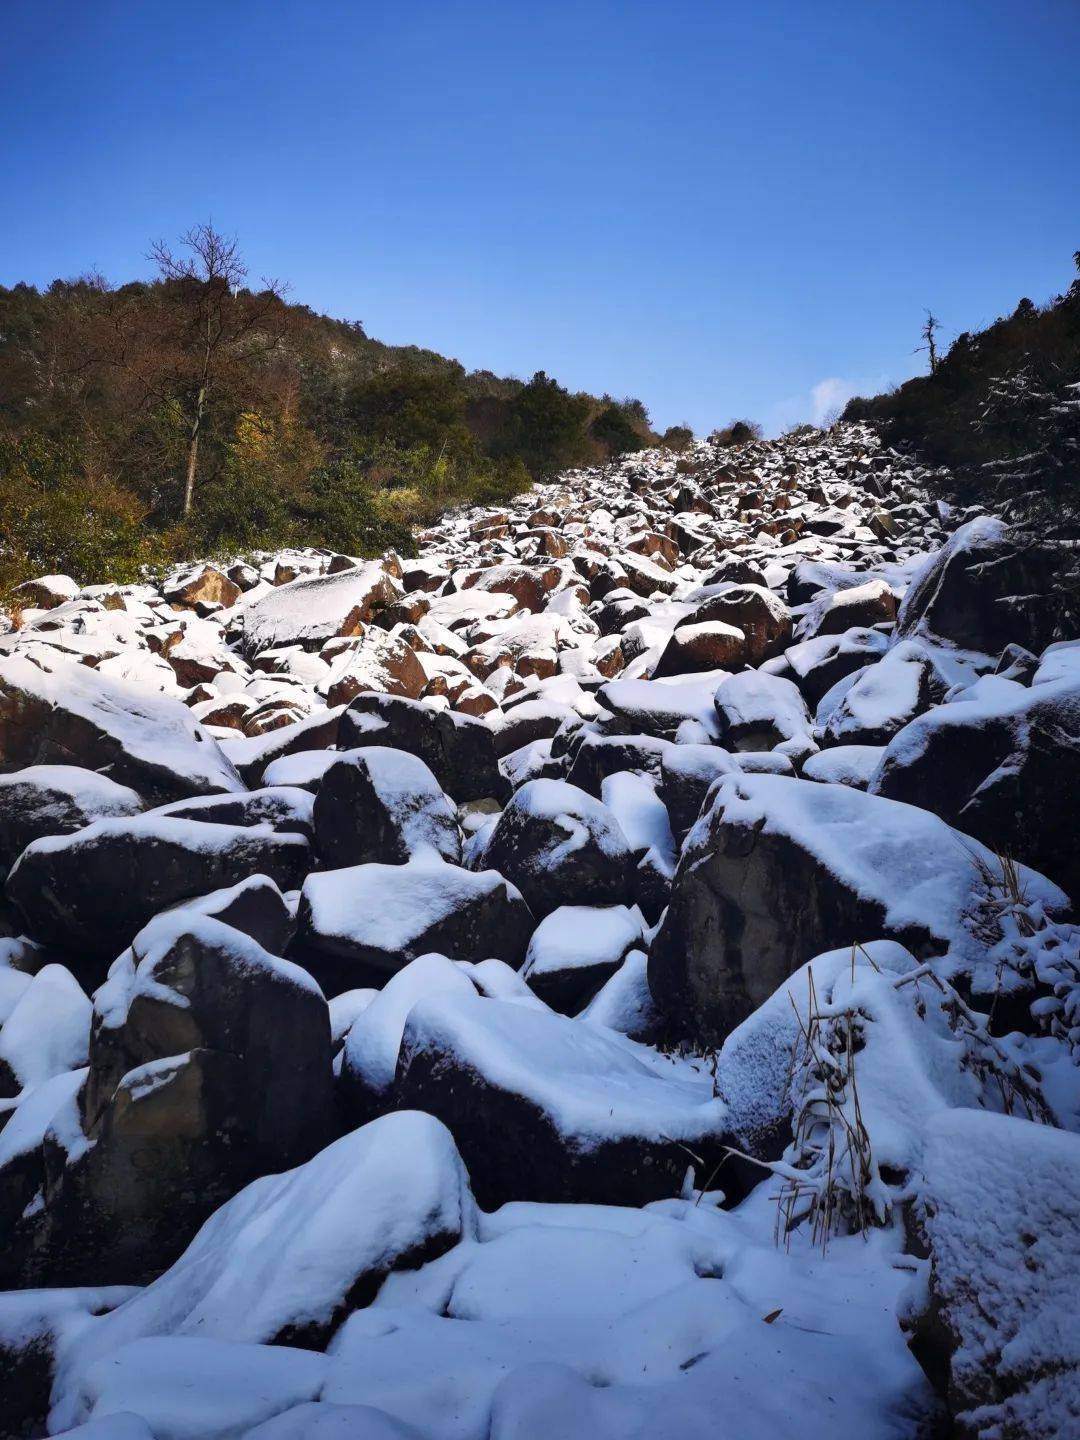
[[769, 967, 887, 1250], [726, 959, 890, 1253], [726, 935, 1059, 1254], [893, 962, 1052, 1123], [971, 847, 1080, 1061]]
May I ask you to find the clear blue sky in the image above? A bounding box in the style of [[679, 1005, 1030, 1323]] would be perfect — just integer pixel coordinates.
[[2, 0, 1078, 434]]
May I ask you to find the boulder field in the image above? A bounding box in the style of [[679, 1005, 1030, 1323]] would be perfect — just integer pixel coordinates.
[[0, 422, 1078, 1440]]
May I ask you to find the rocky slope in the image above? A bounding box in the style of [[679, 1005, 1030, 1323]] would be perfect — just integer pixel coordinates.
[[0, 422, 1078, 1440]]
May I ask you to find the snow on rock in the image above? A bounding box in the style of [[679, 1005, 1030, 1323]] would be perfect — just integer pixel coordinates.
[[239, 562, 402, 654], [914, 1109, 1080, 1438], [650, 770, 1070, 1045], [474, 778, 633, 919], [338, 954, 480, 1123], [295, 853, 534, 993], [312, 747, 461, 867], [0, 963, 90, 1098], [0, 764, 144, 874], [5, 814, 311, 959], [395, 983, 737, 1208], [0, 655, 244, 804], [51, 1111, 475, 1425], [713, 668, 818, 764], [870, 669, 1080, 901], [521, 904, 644, 1013]]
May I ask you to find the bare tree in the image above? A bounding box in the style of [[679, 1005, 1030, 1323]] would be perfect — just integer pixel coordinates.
[[916, 309, 941, 374], [151, 224, 289, 516]]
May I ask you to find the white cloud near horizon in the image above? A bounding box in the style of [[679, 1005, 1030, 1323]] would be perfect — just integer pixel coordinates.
[[766, 373, 890, 436]]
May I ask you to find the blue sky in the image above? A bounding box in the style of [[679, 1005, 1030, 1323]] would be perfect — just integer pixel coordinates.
[[2, 0, 1077, 434]]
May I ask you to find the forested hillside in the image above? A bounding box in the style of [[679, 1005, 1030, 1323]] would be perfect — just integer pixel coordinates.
[[0, 225, 668, 592], [844, 249, 1080, 522]]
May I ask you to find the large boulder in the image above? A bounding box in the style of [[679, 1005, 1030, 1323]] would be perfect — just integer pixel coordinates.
[[239, 563, 402, 655], [0, 656, 244, 805], [313, 748, 460, 868], [678, 584, 792, 662], [713, 670, 816, 764], [784, 627, 890, 707], [220, 707, 344, 788], [321, 630, 427, 706], [474, 779, 632, 920], [913, 1109, 1080, 1440], [51, 1112, 472, 1392], [338, 953, 480, 1125], [521, 904, 644, 1013], [796, 578, 897, 640], [651, 622, 746, 677], [150, 786, 315, 840], [821, 644, 935, 747], [1, 913, 332, 1288], [0, 765, 144, 876], [294, 854, 534, 993], [162, 565, 241, 612], [648, 772, 1067, 1046], [394, 985, 739, 1209], [338, 693, 503, 802], [870, 672, 1080, 902], [896, 516, 1072, 655], [6, 815, 310, 959]]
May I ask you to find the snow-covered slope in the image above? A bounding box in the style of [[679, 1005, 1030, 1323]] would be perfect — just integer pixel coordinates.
[[0, 421, 1077, 1440]]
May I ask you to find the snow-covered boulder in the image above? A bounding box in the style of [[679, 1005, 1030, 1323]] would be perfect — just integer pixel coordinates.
[[0, 963, 90, 1100], [395, 985, 737, 1208], [649, 772, 1069, 1045], [870, 671, 1080, 902], [338, 692, 504, 802], [821, 643, 935, 746], [239, 562, 402, 654], [6, 815, 311, 959], [914, 1108, 1080, 1439], [713, 669, 817, 765], [0, 765, 144, 876], [474, 778, 633, 919], [896, 516, 1069, 656], [51, 1111, 475, 1415], [3, 913, 332, 1289], [320, 628, 427, 706], [784, 625, 890, 706], [162, 564, 241, 612], [521, 904, 644, 1013], [313, 747, 460, 868], [338, 954, 480, 1125], [11, 573, 81, 608], [295, 853, 534, 993], [0, 656, 244, 805]]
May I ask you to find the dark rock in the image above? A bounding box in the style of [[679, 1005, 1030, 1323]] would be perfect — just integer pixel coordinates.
[[313, 747, 460, 868], [870, 673, 1080, 902], [0, 765, 144, 876], [0, 656, 244, 805], [2, 914, 332, 1288], [395, 986, 744, 1210], [648, 772, 1067, 1046], [896, 516, 1073, 655], [6, 816, 310, 960], [294, 854, 534, 993], [473, 778, 632, 919], [338, 693, 504, 802]]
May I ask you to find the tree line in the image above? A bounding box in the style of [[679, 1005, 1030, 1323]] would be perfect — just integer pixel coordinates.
[[0, 224, 691, 592], [844, 249, 1080, 527]]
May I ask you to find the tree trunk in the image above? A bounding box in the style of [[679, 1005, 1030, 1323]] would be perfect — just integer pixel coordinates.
[[183, 386, 206, 517]]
